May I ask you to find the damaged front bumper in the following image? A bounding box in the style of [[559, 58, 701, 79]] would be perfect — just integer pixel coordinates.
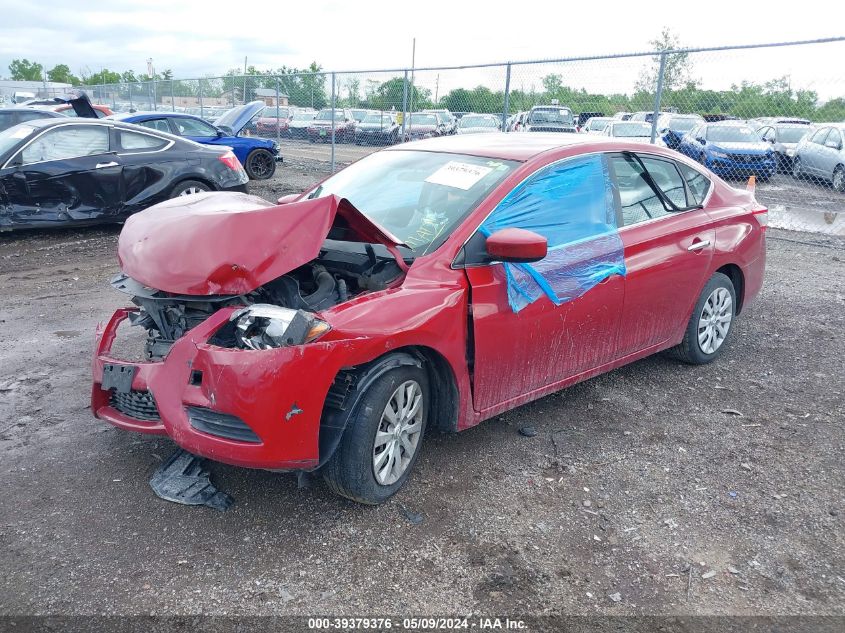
[[92, 307, 344, 471]]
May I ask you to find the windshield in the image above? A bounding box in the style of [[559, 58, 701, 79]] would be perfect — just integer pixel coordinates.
[[460, 115, 499, 128], [431, 112, 451, 123], [667, 117, 700, 132], [611, 122, 651, 137], [0, 124, 35, 156], [528, 108, 573, 125], [363, 114, 392, 125], [587, 118, 610, 129], [409, 114, 438, 126], [777, 127, 810, 143], [315, 110, 344, 121], [706, 126, 760, 143], [291, 111, 315, 121], [306, 150, 518, 255]]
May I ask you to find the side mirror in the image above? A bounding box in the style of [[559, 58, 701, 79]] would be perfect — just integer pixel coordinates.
[[276, 194, 300, 205], [697, 138, 706, 144], [486, 228, 547, 263]]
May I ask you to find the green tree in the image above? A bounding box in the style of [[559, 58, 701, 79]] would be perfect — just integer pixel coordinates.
[[635, 28, 694, 93], [9, 59, 44, 81], [46, 64, 79, 85]]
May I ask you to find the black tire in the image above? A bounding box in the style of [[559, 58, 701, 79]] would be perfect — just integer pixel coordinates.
[[170, 179, 211, 198], [323, 364, 429, 504], [833, 166, 845, 193], [244, 149, 276, 180], [792, 156, 803, 179], [669, 272, 737, 365]]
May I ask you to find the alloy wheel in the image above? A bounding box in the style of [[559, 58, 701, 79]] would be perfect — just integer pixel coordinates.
[[372, 380, 424, 486], [833, 168, 844, 193], [698, 287, 733, 355], [179, 186, 204, 196]]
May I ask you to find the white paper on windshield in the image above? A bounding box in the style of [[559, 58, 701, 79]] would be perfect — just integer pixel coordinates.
[[425, 161, 493, 190]]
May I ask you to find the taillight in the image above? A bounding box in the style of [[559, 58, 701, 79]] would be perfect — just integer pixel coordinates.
[[751, 207, 768, 229], [217, 150, 241, 172]]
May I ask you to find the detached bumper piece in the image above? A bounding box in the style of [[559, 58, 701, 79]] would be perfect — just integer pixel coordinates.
[[149, 448, 234, 511]]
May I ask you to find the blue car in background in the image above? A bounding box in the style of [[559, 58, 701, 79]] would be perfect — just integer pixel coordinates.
[[110, 101, 280, 180], [678, 121, 776, 181], [656, 113, 705, 150]]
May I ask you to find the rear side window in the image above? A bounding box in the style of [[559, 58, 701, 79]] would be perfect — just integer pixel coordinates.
[[138, 119, 171, 134], [17, 111, 51, 124], [678, 163, 710, 205], [609, 154, 701, 226], [118, 130, 169, 151]]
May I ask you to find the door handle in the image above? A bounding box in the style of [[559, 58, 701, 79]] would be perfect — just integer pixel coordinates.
[[95, 161, 118, 169], [687, 239, 711, 251]]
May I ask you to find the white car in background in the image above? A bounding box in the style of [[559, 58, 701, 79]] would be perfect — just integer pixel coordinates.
[[603, 120, 665, 146], [581, 116, 612, 134], [457, 113, 502, 134]]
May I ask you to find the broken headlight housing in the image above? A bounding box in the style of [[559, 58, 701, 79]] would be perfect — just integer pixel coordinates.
[[230, 304, 330, 350]]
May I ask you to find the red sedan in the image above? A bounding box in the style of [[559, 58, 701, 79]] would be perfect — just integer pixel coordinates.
[[92, 134, 766, 504]]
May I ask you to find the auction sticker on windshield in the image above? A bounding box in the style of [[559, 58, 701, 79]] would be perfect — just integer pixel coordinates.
[[425, 161, 493, 190]]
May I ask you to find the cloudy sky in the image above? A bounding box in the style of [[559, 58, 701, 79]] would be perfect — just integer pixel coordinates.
[[1, 0, 841, 99]]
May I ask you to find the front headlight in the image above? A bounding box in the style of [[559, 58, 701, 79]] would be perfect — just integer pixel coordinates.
[[710, 150, 729, 159], [230, 304, 330, 350]]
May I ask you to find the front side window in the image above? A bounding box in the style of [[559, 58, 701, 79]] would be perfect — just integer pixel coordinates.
[[824, 129, 842, 148], [20, 125, 109, 164], [475, 154, 626, 312], [172, 117, 218, 136], [810, 128, 829, 145]]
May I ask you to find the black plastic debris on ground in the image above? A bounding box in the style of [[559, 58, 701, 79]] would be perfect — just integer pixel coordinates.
[[149, 448, 234, 511], [519, 426, 538, 437]]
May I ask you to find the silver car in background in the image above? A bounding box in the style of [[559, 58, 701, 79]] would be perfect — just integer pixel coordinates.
[[757, 123, 814, 172], [792, 124, 845, 192]]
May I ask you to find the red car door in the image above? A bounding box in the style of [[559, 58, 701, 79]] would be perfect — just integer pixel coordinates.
[[608, 153, 716, 356], [462, 154, 626, 414]]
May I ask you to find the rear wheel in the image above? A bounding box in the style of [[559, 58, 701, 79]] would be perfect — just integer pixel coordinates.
[[244, 149, 276, 180], [323, 364, 428, 504], [669, 272, 736, 365], [170, 179, 210, 198]]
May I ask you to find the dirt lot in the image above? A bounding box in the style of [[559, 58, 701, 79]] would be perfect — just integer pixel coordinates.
[[0, 157, 843, 620]]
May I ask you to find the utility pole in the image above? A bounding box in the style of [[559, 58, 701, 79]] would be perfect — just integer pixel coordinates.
[[409, 38, 416, 115], [434, 73, 439, 104], [243, 56, 248, 104]]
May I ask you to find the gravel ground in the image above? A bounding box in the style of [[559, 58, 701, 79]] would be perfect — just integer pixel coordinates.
[[0, 159, 843, 619]]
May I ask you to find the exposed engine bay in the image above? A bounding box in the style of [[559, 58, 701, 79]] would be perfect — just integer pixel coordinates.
[[114, 242, 403, 360]]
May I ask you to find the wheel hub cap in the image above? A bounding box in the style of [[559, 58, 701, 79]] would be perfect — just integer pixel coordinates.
[[697, 287, 733, 355], [372, 380, 423, 486]]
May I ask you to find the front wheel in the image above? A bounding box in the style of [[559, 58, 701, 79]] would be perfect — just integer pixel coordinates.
[[792, 156, 803, 179], [244, 149, 276, 180], [323, 364, 428, 504], [833, 166, 845, 193], [669, 272, 736, 365], [170, 179, 211, 198]]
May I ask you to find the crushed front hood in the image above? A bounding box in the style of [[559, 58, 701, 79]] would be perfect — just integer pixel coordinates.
[[118, 192, 404, 296]]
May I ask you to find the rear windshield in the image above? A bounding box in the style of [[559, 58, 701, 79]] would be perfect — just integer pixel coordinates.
[[611, 122, 652, 137], [460, 115, 499, 128], [667, 117, 700, 132], [529, 108, 574, 125]]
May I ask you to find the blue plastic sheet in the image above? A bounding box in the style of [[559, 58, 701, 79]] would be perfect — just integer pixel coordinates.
[[480, 154, 626, 312]]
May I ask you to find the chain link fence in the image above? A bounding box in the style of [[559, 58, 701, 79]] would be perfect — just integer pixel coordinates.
[[78, 37, 844, 233]]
